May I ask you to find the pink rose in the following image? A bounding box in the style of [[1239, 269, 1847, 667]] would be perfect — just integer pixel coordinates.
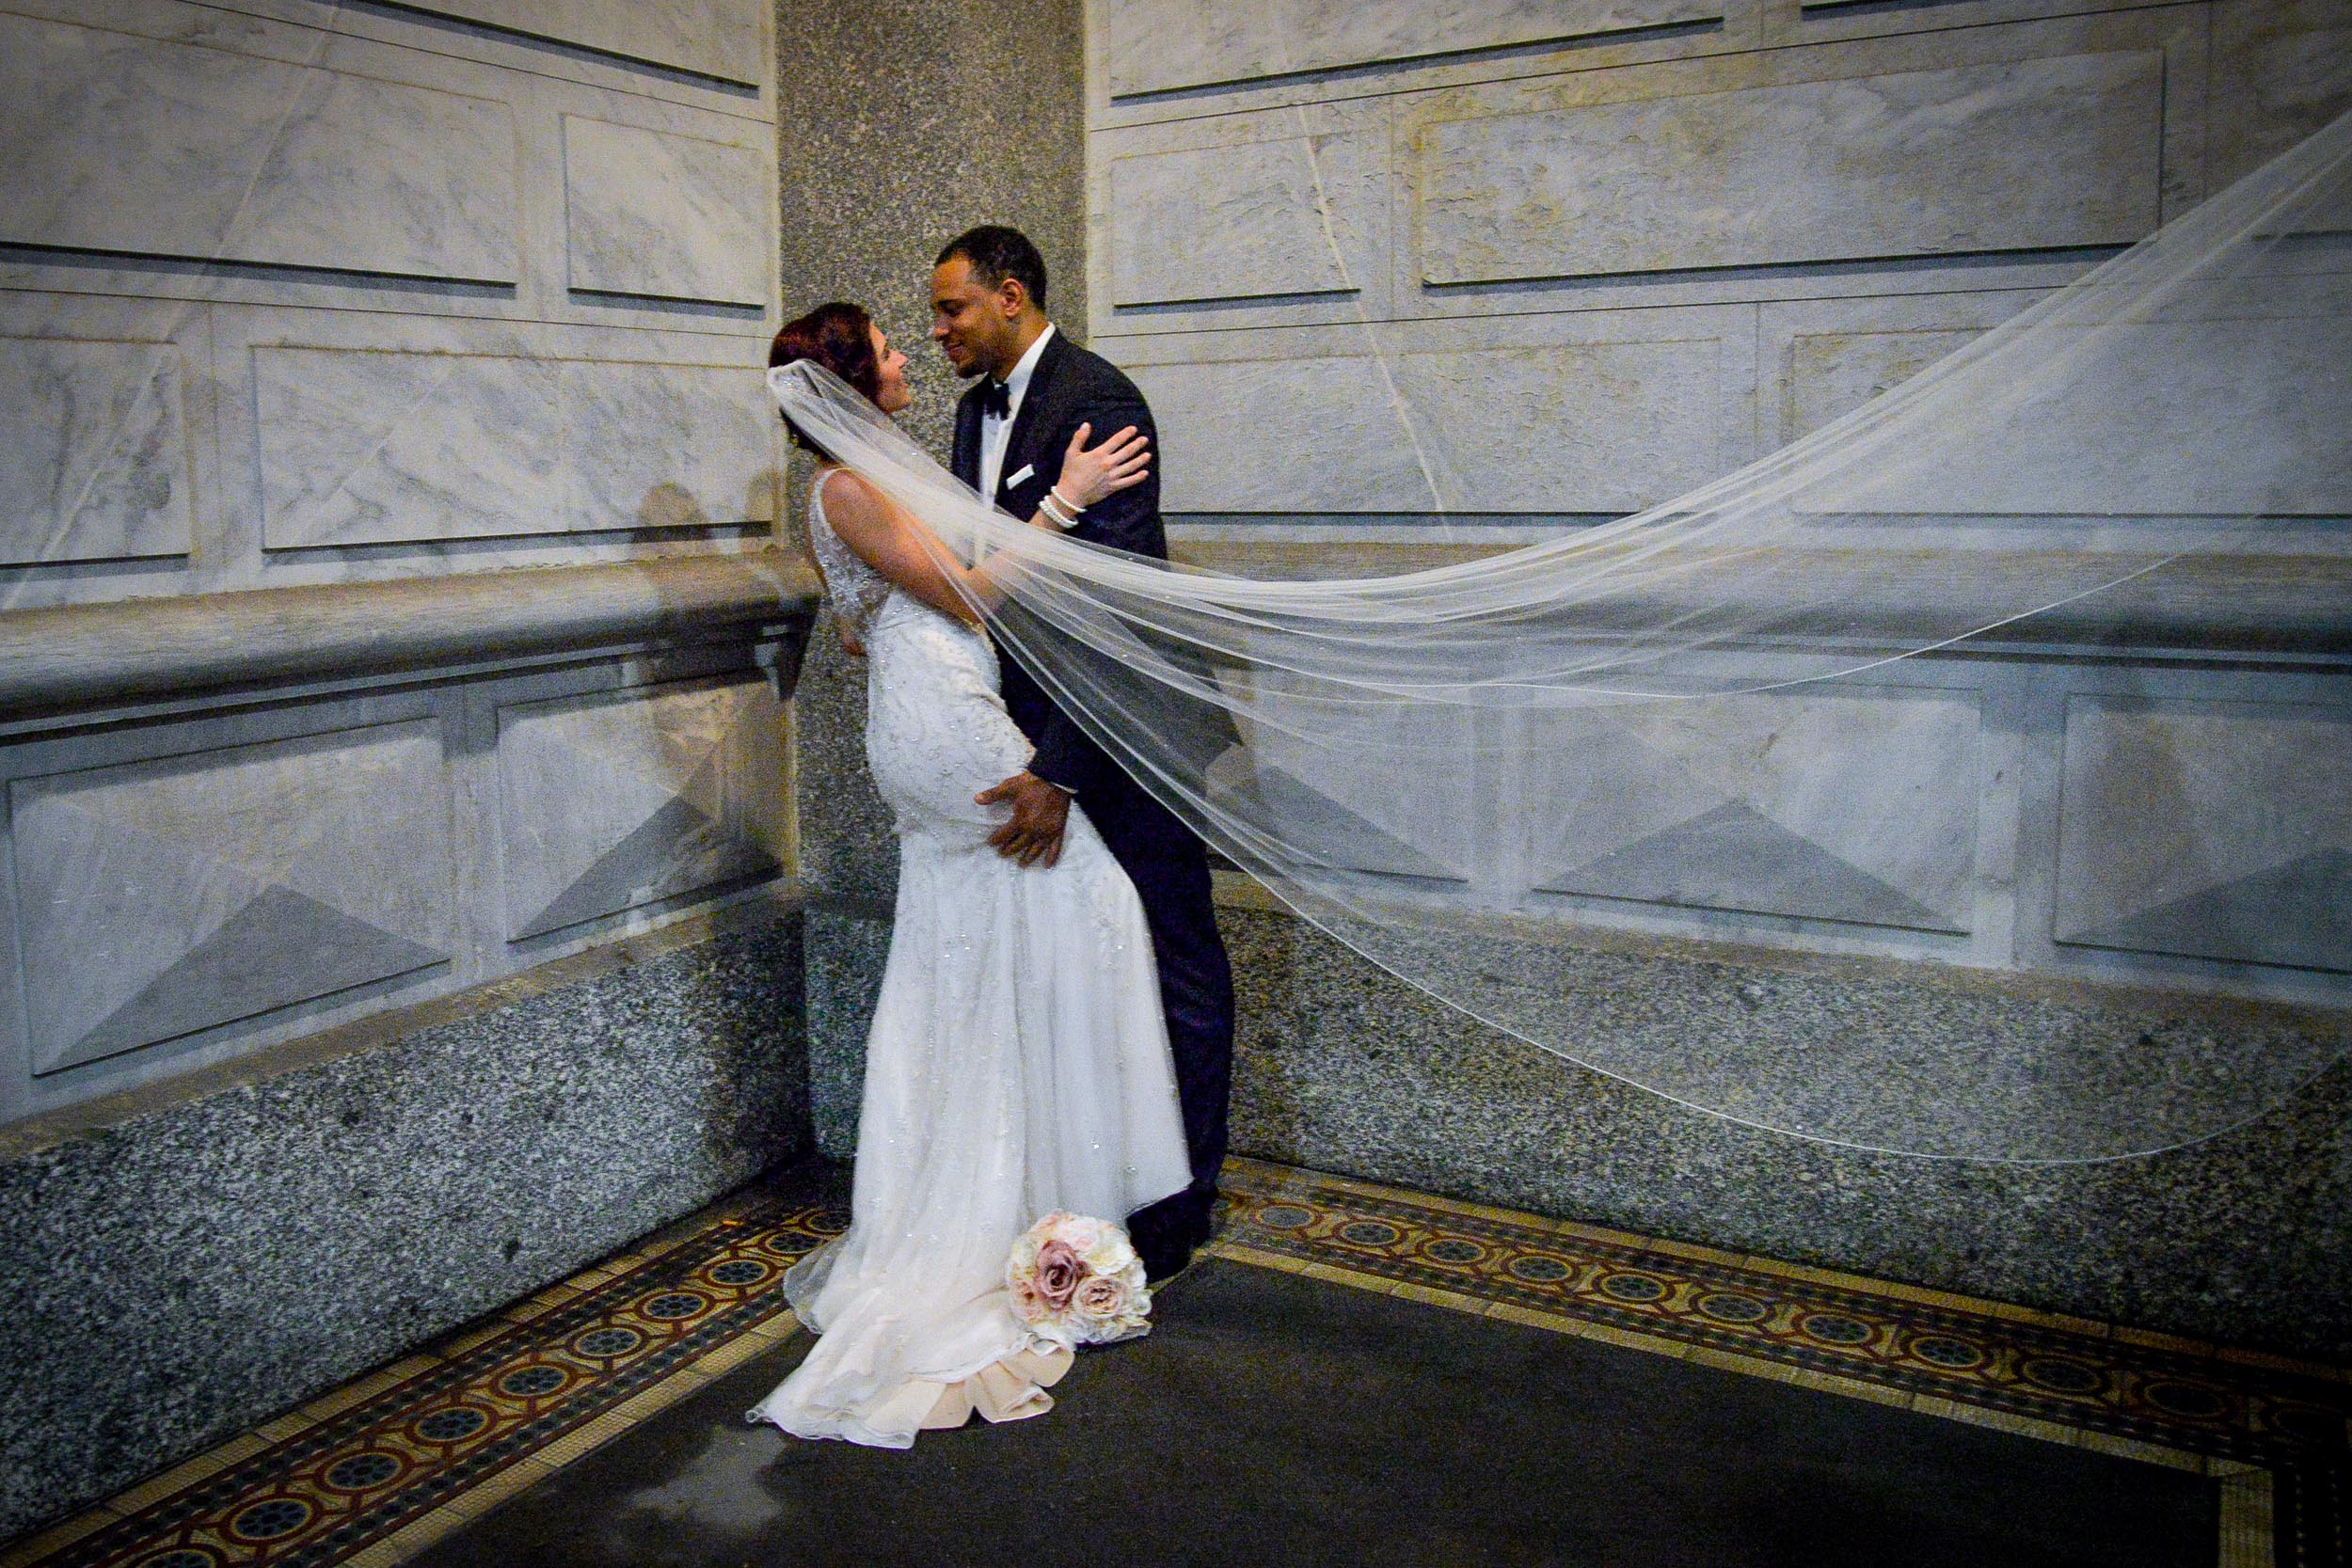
[[1009, 1277, 1048, 1323], [1036, 1239, 1082, 1309], [1073, 1274, 1129, 1319]]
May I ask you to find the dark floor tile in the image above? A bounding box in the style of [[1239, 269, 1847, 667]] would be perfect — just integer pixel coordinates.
[[409, 1258, 2217, 1568]]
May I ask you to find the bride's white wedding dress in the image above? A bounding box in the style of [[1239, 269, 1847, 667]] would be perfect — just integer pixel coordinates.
[[745, 474, 1192, 1449]]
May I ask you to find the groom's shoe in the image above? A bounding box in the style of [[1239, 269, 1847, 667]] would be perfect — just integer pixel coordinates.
[[1129, 1213, 1194, 1285], [1138, 1236, 1194, 1286]]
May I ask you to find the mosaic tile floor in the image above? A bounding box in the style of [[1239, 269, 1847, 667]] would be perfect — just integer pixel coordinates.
[[5, 1158, 2345, 1568]]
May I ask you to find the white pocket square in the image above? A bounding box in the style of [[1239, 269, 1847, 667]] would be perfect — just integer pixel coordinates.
[[1003, 463, 1035, 491]]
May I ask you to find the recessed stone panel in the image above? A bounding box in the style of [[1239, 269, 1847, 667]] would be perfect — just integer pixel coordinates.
[[1109, 140, 1357, 305], [398, 0, 766, 86], [498, 678, 787, 940], [1531, 688, 1982, 931], [0, 337, 193, 566], [2210, 2, 2352, 188], [1801, 309, 2352, 516], [1104, 0, 1721, 97], [256, 346, 564, 546], [0, 14, 517, 282], [1129, 333, 1724, 513], [10, 721, 456, 1073], [1780, 327, 1983, 447], [563, 116, 768, 305], [2055, 696, 2352, 972], [562, 360, 779, 530], [1417, 52, 2164, 283], [256, 348, 775, 546]]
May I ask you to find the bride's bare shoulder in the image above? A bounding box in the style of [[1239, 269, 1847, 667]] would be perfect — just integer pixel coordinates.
[[817, 466, 884, 513]]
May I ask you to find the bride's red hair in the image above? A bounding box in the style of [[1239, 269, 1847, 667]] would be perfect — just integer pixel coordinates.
[[770, 301, 882, 452]]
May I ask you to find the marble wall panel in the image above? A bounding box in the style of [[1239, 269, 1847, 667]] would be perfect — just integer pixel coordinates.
[[9, 721, 457, 1074], [1415, 51, 2164, 284], [2054, 697, 2352, 973], [1529, 688, 1983, 932], [1103, 0, 1720, 98], [2209, 0, 2352, 189], [1121, 321, 1729, 513], [1094, 101, 1392, 334], [1129, 354, 1433, 512], [400, 0, 766, 86], [1778, 328, 1979, 449], [1109, 140, 1356, 304], [255, 346, 562, 547], [0, 336, 193, 566], [564, 360, 780, 531], [1210, 691, 1479, 880], [255, 347, 776, 546], [496, 677, 786, 940], [1762, 0, 2191, 49], [1800, 307, 2352, 516], [0, 13, 518, 282], [562, 116, 768, 305], [1750, 288, 2057, 454]]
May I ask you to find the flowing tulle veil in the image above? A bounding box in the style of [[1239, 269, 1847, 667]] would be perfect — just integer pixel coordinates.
[[773, 109, 2352, 1163]]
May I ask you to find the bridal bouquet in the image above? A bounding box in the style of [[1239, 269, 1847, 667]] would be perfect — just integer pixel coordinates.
[[1006, 1212, 1152, 1347]]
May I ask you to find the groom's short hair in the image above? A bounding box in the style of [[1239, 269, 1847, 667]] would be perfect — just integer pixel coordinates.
[[937, 225, 1047, 311]]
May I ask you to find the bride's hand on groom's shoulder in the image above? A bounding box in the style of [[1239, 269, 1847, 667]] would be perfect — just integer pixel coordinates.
[[1058, 421, 1151, 511]]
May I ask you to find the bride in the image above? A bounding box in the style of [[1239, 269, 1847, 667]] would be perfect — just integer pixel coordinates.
[[744, 302, 1193, 1448]]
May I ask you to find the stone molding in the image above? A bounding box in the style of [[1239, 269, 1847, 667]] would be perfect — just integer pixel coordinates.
[[0, 555, 820, 722]]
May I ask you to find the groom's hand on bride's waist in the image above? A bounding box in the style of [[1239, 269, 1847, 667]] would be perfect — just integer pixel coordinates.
[[976, 770, 1073, 867]]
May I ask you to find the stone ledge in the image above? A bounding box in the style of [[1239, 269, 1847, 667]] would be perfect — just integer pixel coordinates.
[[0, 555, 822, 723]]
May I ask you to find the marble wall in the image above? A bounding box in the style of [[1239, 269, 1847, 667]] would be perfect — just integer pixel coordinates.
[[1083, 0, 2352, 1008], [0, 637, 798, 1125], [0, 0, 783, 609], [0, 0, 797, 1123]]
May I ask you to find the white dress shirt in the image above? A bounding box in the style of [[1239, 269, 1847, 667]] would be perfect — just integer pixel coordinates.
[[979, 324, 1065, 519]]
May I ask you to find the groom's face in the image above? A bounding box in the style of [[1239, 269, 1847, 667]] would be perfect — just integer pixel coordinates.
[[930, 257, 1021, 381]]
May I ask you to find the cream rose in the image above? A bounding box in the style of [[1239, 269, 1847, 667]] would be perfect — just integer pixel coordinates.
[[1073, 1274, 1129, 1319]]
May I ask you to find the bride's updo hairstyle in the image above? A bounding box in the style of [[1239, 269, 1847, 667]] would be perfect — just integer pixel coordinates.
[[770, 301, 882, 456]]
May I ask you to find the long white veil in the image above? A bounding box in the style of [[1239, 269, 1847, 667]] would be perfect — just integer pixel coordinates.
[[773, 110, 2352, 1162]]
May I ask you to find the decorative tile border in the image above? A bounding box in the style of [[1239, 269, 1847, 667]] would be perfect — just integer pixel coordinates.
[[1, 1190, 839, 1568], [8, 1158, 2346, 1568], [1212, 1156, 2352, 1568]]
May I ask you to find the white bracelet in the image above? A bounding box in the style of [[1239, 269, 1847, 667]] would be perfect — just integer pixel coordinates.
[[1049, 485, 1087, 515], [1040, 491, 1078, 529]]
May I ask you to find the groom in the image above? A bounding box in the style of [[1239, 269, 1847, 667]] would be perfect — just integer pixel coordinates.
[[931, 224, 1235, 1282]]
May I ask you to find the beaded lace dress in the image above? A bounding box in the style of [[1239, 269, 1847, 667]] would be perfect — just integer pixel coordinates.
[[744, 471, 1191, 1448]]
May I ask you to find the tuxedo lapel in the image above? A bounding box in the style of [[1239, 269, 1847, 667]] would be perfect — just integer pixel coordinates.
[[950, 384, 983, 490], [993, 329, 1073, 502]]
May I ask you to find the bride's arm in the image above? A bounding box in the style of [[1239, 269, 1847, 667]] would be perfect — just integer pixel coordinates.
[[818, 424, 1149, 624]]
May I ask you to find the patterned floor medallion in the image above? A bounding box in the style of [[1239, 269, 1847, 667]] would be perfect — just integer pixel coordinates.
[[5, 1159, 2344, 1568]]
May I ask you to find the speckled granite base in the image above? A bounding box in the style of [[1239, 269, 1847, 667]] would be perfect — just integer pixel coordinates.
[[0, 909, 808, 1544], [805, 903, 891, 1160], [1219, 904, 2352, 1364], [794, 893, 2352, 1356]]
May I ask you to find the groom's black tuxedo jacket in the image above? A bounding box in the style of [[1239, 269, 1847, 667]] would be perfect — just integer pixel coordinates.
[[955, 328, 1235, 1254], [950, 329, 1191, 857]]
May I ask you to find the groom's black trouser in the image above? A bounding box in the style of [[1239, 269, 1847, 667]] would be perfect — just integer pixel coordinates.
[[1088, 803, 1235, 1247]]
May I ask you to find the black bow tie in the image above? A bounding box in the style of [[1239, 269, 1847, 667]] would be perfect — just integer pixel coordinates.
[[979, 379, 1010, 420]]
